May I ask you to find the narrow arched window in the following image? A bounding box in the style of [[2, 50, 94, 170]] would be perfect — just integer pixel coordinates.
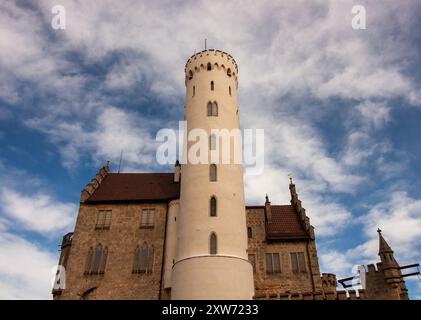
[[84, 247, 94, 274], [138, 242, 149, 273], [135, 242, 154, 273], [227, 68, 232, 77], [133, 246, 140, 272], [192, 85, 195, 97], [207, 63, 212, 71], [210, 233, 217, 254], [207, 101, 213, 116], [209, 164, 217, 181], [98, 246, 108, 274], [211, 81, 214, 91], [210, 196, 217, 216], [229, 86, 231, 96], [209, 134, 216, 150], [212, 102, 218, 116], [92, 244, 103, 274], [188, 70, 193, 80]]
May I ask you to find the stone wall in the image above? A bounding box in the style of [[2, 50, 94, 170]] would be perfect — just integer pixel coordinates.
[[246, 207, 322, 297], [56, 202, 168, 300]]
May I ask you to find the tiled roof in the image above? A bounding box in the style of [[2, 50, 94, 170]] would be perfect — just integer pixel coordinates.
[[265, 205, 309, 240], [86, 173, 180, 203]]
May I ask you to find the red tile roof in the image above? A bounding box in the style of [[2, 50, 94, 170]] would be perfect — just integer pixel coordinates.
[[265, 205, 309, 240], [86, 173, 180, 203]]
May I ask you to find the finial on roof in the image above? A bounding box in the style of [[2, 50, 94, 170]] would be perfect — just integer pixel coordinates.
[[288, 173, 294, 184], [378, 228, 393, 255], [265, 194, 270, 203]]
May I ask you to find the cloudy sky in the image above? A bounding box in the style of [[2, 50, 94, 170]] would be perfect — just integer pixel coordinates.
[[1, 0, 421, 299]]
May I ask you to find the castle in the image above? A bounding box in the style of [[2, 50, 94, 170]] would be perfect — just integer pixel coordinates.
[[53, 50, 417, 300]]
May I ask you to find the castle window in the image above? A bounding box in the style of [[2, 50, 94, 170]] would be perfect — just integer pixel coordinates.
[[188, 70, 193, 80], [266, 253, 281, 274], [207, 63, 212, 71], [85, 244, 108, 275], [95, 210, 112, 229], [210, 196, 217, 216], [140, 208, 155, 228], [229, 86, 231, 96], [248, 254, 256, 273], [133, 242, 154, 273], [210, 233, 217, 254], [99, 247, 108, 274], [192, 85, 195, 97], [227, 68, 232, 77], [247, 227, 253, 239], [291, 252, 306, 273], [209, 134, 216, 150], [207, 101, 218, 116], [209, 164, 217, 181], [211, 81, 214, 91], [84, 247, 93, 274]]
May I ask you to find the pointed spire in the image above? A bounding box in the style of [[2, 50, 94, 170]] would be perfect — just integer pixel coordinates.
[[378, 228, 393, 255]]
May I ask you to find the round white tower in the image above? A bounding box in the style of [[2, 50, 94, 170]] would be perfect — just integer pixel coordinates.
[[171, 50, 255, 299]]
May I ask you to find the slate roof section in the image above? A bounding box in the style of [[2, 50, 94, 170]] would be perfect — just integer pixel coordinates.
[[263, 205, 309, 240], [86, 173, 180, 203]]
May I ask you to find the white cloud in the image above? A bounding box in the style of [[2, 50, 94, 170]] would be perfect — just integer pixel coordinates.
[[0, 232, 56, 299], [360, 191, 421, 261], [319, 190, 421, 298], [0, 188, 76, 234], [245, 165, 353, 237], [356, 102, 392, 130], [25, 106, 158, 169]]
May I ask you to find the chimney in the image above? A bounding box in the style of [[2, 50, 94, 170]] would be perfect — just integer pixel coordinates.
[[174, 160, 181, 183]]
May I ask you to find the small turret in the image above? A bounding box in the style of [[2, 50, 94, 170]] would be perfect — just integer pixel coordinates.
[[265, 194, 272, 223]]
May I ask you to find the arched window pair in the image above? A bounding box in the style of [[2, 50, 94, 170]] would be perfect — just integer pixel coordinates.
[[133, 242, 154, 273], [207, 101, 218, 116], [84, 244, 108, 275], [209, 164, 217, 181]]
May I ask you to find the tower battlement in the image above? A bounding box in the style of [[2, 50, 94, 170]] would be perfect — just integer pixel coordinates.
[[184, 49, 238, 87]]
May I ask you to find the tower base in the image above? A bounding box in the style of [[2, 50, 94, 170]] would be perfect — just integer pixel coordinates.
[[171, 255, 254, 300]]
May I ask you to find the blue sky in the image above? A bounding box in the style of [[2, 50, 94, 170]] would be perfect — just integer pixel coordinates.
[[0, 0, 421, 299]]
